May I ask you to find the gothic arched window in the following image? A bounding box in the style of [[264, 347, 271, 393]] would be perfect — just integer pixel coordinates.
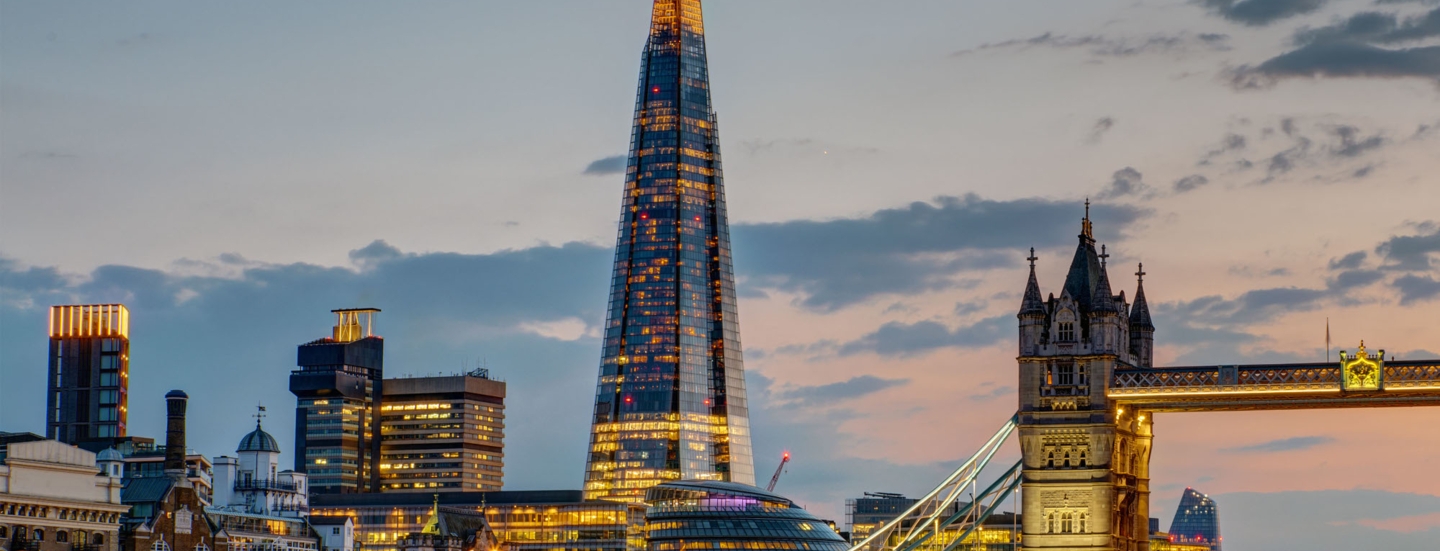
[[33, 529, 45, 541], [1046, 513, 1055, 533], [1077, 512, 1087, 533], [153, 539, 172, 551]]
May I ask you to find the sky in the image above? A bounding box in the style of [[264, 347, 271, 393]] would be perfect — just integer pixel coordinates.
[[2, 0, 1439, 548]]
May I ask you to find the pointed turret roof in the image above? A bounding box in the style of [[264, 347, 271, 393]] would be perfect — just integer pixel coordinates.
[[1019, 248, 1046, 316], [1130, 263, 1154, 330], [1061, 201, 1103, 312], [1093, 245, 1118, 314]]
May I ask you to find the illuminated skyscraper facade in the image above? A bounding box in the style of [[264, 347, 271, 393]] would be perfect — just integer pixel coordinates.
[[1169, 488, 1221, 551], [290, 308, 384, 494], [584, 0, 755, 501], [47, 304, 130, 446]]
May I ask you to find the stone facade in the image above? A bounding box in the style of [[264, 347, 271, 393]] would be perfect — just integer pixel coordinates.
[[1016, 209, 1155, 551], [0, 439, 129, 551]]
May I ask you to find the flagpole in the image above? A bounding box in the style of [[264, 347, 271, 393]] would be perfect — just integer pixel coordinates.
[[1326, 317, 1331, 362]]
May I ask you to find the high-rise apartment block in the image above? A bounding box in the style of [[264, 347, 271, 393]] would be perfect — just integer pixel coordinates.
[[583, 0, 755, 502], [379, 370, 506, 492], [289, 309, 384, 494], [47, 304, 130, 447]]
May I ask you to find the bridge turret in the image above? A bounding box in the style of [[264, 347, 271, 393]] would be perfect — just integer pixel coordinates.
[[1129, 263, 1154, 368], [1090, 245, 1124, 356], [1018, 248, 1047, 356]]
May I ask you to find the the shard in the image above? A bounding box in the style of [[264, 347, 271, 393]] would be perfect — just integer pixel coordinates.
[[583, 0, 755, 502]]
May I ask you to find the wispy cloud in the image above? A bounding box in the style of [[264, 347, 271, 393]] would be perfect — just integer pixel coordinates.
[[582, 154, 626, 176], [1222, 435, 1335, 453]]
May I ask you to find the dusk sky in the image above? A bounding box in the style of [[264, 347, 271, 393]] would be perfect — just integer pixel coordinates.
[[3, 1, 1439, 549]]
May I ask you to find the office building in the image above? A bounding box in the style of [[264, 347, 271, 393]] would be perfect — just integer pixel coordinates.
[[1168, 488, 1220, 551], [0, 438, 128, 551], [290, 309, 385, 494], [645, 481, 848, 551], [584, 0, 756, 503], [379, 369, 505, 492], [47, 304, 130, 447], [310, 491, 645, 551]]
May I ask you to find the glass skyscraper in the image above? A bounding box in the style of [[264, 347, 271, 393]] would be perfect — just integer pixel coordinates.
[[1169, 487, 1221, 551], [584, 0, 755, 502]]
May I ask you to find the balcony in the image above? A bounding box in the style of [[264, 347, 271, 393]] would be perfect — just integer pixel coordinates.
[[235, 479, 299, 492]]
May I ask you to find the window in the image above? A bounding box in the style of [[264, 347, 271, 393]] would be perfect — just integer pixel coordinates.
[[152, 540, 171, 551], [100, 372, 120, 386], [33, 529, 44, 541], [57, 531, 70, 543], [101, 356, 120, 370], [75, 531, 88, 546], [102, 339, 121, 352], [1078, 362, 1088, 386], [99, 390, 119, 405], [98, 425, 116, 437], [0, 526, 8, 538], [332, 528, 341, 535], [94, 534, 106, 545], [100, 407, 118, 421], [1058, 321, 1075, 341], [1056, 361, 1075, 385], [196, 543, 210, 551], [1060, 512, 1073, 533], [1046, 513, 1055, 533]]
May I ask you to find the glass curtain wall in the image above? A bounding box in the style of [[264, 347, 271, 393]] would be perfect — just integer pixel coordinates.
[[584, 0, 754, 502]]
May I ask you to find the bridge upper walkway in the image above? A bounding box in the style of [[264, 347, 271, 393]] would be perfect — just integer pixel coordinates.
[[1109, 359, 1440, 412]]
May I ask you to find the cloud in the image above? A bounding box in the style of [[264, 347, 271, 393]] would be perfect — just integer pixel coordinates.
[[953, 300, 988, 316], [837, 315, 1012, 357], [967, 385, 1014, 403], [1329, 251, 1368, 270], [1293, 7, 1440, 46], [1173, 174, 1210, 193], [1331, 125, 1388, 157], [1096, 167, 1150, 199], [1214, 490, 1440, 546], [1222, 435, 1336, 453], [1200, 0, 1329, 26], [1375, 224, 1440, 270], [1198, 133, 1248, 166], [779, 375, 909, 406], [1393, 274, 1440, 304], [1328, 269, 1385, 290], [731, 195, 1147, 311], [1087, 117, 1115, 143], [954, 31, 1230, 57], [582, 154, 627, 176], [1228, 41, 1440, 88]]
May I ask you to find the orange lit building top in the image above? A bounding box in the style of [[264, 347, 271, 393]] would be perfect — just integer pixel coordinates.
[[49, 304, 130, 339]]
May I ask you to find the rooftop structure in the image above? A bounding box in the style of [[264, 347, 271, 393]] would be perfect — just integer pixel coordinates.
[[47, 304, 131, 448], [644, 481, 848, 551]]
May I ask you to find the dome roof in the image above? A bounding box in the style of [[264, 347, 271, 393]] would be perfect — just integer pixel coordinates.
[[238, 422, 281, 453], [97, 447, 123, 461]]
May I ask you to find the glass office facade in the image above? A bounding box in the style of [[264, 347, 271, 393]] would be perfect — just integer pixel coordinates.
[[644, 481, 848, 551], [310, 492, 646, 551], [290, 309, 385, 494], [1168, 488, 1220, 551], [584, 0, 754, 504]]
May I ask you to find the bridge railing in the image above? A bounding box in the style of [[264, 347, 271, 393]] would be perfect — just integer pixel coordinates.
[[1110, 360, 1440, 398]]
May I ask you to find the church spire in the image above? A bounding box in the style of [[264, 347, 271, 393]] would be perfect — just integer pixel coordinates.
[[1019, 248, 1046, 316]]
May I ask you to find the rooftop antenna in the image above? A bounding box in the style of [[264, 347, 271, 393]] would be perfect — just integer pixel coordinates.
[[253, 402, 267, 427]]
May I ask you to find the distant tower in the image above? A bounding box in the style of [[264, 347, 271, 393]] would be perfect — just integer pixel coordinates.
[[289, 308, 384, 493], [582, 0, 755, 502], [47, 304, 130, 447], [1169, 488, 1221, 551], [1015, 204, 1153, 549]]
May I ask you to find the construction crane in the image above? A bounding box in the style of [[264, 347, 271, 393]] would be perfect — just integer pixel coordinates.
[[766, 451, 790, 492]]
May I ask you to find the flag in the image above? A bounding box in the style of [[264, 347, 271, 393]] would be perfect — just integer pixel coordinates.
[[1326, 318, 1331, 361]]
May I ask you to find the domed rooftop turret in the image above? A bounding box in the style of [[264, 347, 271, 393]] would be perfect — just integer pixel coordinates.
[[238, 421, 281, 453], [97, 447, 124, 462]]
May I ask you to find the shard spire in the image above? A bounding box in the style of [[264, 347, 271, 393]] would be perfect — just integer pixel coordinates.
[[583, 0, 755, 503]]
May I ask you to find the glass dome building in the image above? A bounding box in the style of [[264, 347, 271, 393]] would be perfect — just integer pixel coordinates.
[[644, 481, 849, 551]]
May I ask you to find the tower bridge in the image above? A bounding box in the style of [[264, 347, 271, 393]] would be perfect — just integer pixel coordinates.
[[849, 206, 1440, 551]]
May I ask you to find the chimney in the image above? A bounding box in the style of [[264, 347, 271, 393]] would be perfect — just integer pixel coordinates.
[[164, 389, 189, 476]]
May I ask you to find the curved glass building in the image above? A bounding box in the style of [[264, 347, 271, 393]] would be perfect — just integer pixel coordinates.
[[1168, 487, 1221, 551], [644, 481, 848, 551]]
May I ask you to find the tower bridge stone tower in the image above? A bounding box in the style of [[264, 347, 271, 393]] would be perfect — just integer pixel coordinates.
[[1017, 206, 1155, 551]]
